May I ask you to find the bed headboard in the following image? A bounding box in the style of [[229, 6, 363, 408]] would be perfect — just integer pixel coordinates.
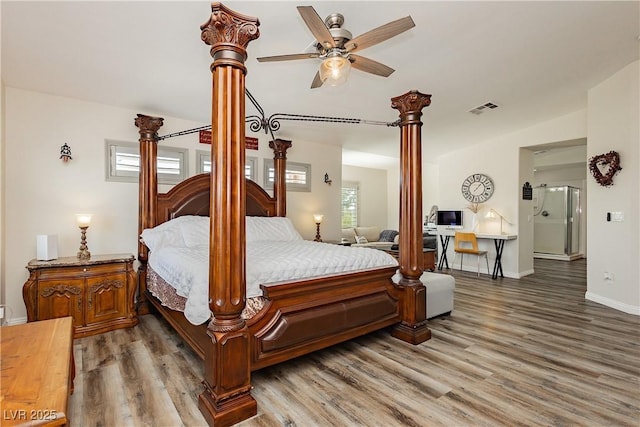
[[156, 173, 276, 224]]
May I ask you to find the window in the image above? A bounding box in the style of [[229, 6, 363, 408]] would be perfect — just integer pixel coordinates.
[[105, 140, 188, 185], [263, 159, 311, 192], [342, 181, 360, 228], [196, 150, 257, 182]]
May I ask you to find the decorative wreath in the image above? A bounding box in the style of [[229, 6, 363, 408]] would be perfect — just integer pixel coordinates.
[[589, 150, 622, 187]]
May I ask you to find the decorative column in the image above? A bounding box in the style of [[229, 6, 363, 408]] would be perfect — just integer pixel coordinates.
[[269, 138, 292, 217], [135, 114, 164, 315], [198, 4, 260, 427], [390, 90, 432, 345]]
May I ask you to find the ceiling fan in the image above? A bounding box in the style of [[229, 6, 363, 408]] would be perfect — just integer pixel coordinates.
[[257, 6, 415, 89]]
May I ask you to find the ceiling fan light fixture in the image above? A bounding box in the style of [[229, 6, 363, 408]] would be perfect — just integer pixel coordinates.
[[319, 54, 351, 86]]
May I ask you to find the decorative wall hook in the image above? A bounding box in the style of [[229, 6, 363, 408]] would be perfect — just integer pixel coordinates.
[[324, 173, 332, 185], [60, 143, 72, 162]]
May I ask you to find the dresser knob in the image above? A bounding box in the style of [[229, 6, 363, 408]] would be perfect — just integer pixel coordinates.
[[83, 268, 87, 272]]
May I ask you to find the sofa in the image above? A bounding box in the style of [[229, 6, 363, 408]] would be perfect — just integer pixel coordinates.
[[341, 226, 397, 248], [342, 226, 437, 250]]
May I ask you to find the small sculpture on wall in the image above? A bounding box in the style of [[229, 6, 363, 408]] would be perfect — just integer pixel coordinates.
[[589, 150, 622, 187], [59, 143, 72, 162]]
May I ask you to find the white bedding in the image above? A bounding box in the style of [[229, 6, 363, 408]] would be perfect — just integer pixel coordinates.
[[148, 240, 398, 325]]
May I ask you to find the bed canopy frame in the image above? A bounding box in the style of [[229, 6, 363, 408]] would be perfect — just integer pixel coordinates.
[[135, 3, 432, 426]]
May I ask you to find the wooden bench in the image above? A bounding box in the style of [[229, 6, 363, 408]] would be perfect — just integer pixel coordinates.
[[1, 317, 74, 426]]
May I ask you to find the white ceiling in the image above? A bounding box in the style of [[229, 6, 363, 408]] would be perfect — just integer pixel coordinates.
[[2, 1, 639, 166]]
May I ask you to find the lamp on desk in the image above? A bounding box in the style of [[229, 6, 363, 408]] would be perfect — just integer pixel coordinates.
[[313, 214, 324, 242], [485, 209, 511, 235]]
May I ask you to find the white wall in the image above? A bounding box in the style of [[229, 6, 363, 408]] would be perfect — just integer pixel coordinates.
[[342, 165, 388, 229], [2, 87, 341, 324], [385, 161, 439, 231], [280, 140, 342, 241], [436, 110, 588, 278], [586, 60, 640, 314]]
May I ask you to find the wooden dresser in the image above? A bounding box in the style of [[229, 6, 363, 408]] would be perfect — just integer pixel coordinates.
[[1, 317, 74, 426], [22, 253, 138, 338]]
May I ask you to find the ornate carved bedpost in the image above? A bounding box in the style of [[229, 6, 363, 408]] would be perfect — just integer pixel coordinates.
[[199, 3, 260, 426], [269, 138, 292, 217], [390, 90, 432, 345], [135, 114, 164, 315]]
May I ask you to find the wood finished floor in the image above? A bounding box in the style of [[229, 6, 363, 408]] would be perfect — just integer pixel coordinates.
[[69, 259, 640, 426]]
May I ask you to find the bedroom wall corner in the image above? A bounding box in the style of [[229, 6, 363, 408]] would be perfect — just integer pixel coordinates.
[[342, 164, 388, 230], [284, 140, 342, 241], [2, 87, 206, 324], [586, 60, 640, 315]]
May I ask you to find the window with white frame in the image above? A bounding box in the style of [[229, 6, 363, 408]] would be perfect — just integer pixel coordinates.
[[196, 150, 257, 182], [105, 140, 188, 185], [263, 159, 311, 192], [341, 181, 360, 228]]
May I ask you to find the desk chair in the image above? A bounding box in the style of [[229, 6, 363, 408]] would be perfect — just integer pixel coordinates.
[[452, 232, 490, 277]]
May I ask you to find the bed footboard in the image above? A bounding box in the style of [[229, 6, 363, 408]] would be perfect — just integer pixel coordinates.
[[248, 266, 400, 370]]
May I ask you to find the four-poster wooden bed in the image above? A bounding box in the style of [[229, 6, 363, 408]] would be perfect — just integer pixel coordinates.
[[135, 3, 432, 426]]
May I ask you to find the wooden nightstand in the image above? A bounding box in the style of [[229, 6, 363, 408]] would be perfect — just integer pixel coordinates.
[[22, 253, 138, 338]]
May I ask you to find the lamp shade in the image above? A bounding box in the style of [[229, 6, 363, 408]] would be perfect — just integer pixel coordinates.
[[313, 214, 324, 224], [319, 55, 351, 86], [75, 214, 92, 227], [485, 210, 498, 219]]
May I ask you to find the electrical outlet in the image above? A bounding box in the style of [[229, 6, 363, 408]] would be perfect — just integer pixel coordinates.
[[603, 272, 614, 281]]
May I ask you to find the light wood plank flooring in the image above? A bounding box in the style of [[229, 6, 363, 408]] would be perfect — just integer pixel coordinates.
[[69, 259, 640, 426]]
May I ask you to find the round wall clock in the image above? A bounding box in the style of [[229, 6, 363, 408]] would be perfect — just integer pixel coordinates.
[[461, 173, 494, 203]]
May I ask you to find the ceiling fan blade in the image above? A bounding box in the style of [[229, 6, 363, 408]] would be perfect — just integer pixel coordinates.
[[350, 54, 395, 77], [297, 6, 336, 50], [257, 53, 319, 62], [310, 71, 323, 89], [345, 16, 415, 53]]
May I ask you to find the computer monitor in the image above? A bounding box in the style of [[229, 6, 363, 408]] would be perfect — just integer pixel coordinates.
[[436, 210, 463, 228]]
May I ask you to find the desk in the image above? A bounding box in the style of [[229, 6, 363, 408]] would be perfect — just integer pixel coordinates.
[[431, 230, 517, 279], [1, 317, 74, 426]]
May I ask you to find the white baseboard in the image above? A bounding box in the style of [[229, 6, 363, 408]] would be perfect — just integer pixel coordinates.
[[516, 269, 535, 278], [448, 265, 520, 279], [585, 291, 640, 315], [4, 316, 28, 326]]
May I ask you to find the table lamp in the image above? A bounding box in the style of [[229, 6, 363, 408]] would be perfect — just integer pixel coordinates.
[[313, 214, 324, 242], [75, 214, 92, 259], [485, 209, 511, 235]]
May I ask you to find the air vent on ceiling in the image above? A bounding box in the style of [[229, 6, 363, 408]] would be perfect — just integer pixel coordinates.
[[469, 102, 499, 115]]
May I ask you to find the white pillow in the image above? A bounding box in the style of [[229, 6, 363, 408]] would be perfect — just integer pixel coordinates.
[[141, 216, 190, 251], [246, 216, 302, 242], [356, 235, 369, 244], [141, 215, 209, 251], [179, 216, 209, 247], [341, 228, 357, 243]]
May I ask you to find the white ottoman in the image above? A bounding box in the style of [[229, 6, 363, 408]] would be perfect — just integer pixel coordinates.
[[420, 272, 455, 319], [392, 271, 455, 319]]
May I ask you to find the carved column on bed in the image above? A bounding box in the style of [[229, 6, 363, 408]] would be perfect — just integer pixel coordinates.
[[269, 138, 292, 217], [199, 4, 260, 427], [135, 114, 164, 316], [390, 90, 432, 345]]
